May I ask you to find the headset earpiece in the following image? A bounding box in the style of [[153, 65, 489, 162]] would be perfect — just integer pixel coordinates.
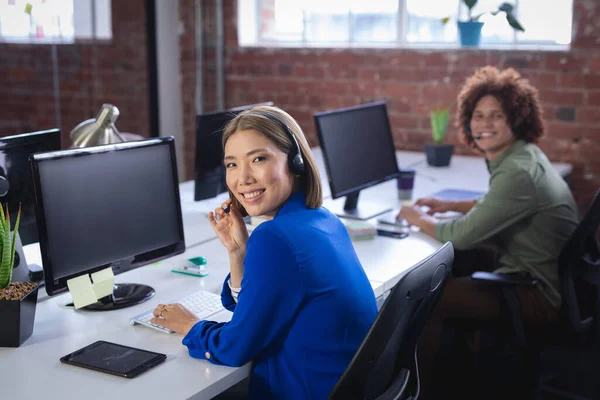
[[245, 111, 305, 175]]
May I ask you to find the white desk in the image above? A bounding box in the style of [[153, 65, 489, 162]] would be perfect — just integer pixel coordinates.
[[4, 147, 572, 399]]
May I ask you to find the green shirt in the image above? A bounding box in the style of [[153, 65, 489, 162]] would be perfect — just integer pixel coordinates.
[[435, 140, 579, 309]]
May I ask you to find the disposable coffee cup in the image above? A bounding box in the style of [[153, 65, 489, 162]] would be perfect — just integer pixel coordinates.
[[397, 168, 416, 203]]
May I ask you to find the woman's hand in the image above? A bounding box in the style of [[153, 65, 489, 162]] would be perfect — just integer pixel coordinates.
[[415, 197, 452, 215], [208, 199, 249, 256], [151, 303, 200, 335]]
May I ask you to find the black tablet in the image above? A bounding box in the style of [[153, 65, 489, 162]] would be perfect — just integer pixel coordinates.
[[60, 340, 167, 378]]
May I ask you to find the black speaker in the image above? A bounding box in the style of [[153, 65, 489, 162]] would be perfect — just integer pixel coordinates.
[[10, 233, 42, 285]]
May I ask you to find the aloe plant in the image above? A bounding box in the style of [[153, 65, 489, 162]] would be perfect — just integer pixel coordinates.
[[430, 107, 450, 145], [0, 204, 21, 289]]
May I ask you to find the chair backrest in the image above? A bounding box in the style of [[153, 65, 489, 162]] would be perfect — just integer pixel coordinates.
[[330, 242, 454, 400], [559, 189, 600, 342]]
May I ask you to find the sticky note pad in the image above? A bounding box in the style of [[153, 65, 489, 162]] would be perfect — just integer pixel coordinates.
[[91, 267, 115, 300], [66, 275, 97, 309]]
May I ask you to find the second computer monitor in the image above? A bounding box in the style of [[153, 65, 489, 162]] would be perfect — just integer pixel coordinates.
[[314, 101, 400, 220], [30, 137, 185, 310], [194, 102, 274, 201]]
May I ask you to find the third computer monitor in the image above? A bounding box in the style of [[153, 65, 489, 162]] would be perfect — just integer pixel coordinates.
[[194, 102, 274, 201], [0, 128, 61, 245], [314, 101, 400, 220]]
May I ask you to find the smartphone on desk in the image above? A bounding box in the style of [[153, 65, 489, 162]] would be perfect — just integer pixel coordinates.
[[60, 340, 167, 378], [377, 229, 408, 239]]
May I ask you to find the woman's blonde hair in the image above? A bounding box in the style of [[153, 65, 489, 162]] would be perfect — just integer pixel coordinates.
[[222, 106, 322, 216]]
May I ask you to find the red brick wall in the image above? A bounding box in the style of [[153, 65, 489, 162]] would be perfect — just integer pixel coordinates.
[[200, 0, 599, 210], [0, 0, 150, 146], [1, 0, 597, 210]]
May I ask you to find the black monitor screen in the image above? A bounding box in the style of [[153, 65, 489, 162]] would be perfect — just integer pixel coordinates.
[[0, 129, 61, 245], [30, 137, 185, 300], [195, 102, 274, 201], [314, 101, 399, 198]]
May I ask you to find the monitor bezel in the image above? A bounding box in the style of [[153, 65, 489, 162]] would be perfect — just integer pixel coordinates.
[[30, 136, 186, 296], [194, 102, 274, 201], [0, 128, 60, 149], [313, 100, 400, 200]]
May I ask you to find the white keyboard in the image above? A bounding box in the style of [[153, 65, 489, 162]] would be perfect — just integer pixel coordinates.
[[130, 290, 225, 333]]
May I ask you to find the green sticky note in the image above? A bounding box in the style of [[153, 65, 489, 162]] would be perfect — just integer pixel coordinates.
[[66, 275, 97, 309], [91, 267, 115, 299], [24, 3, 32, 15]]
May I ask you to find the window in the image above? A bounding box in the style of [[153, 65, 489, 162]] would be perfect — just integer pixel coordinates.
[[0, 0, 112, 44], [239, 0, 573, 49]]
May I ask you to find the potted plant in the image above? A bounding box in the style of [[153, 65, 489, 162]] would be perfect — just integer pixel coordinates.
[[425, 106, 453, 167], [443, 1, 525, 47], [0, 205, 38, 348]]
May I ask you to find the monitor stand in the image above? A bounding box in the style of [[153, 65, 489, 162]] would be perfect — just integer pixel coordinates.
[[325, 192, 392, 221], [66, 283, 155, 311]]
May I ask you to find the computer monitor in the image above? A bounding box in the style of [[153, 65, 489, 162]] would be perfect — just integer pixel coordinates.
[[30, 137, 185, 310], [194, 102, 274, 201], [314, 101, 400, 220], [0, 128, 61, 245]]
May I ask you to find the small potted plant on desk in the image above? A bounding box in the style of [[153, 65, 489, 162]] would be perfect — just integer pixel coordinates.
[[444, 0, 525, 47], [425, 106, 453, 167], [0, 205, 38, 348]]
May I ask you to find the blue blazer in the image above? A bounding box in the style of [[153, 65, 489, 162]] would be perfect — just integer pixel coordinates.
[[183, 192, 377, 399]]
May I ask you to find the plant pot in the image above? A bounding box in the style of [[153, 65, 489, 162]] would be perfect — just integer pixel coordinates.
[[425, 143, 454, 167], [458, 21, 484, 47], [0, 284, 38, 347]]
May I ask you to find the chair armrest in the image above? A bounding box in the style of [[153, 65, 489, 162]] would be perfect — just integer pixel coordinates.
[[471, 271, 538, 287]]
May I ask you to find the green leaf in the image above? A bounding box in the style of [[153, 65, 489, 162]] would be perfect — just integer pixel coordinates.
[[498, 2, 514, 13], [0, 205, 11, 289], [506, 13, 525, 32], [430, 107, 450, 145], [9, 204, 21, 284], [464, 0, 478, 10], [441, 16, 450, 24]]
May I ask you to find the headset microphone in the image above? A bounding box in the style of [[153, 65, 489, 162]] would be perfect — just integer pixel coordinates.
[[465, 124, 483, 140]]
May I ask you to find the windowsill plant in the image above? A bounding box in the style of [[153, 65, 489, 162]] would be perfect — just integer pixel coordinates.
[[443, 0, 525, 47]]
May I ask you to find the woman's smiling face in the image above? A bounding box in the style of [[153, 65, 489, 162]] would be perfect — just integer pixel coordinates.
[[224, 129, 295, 219]]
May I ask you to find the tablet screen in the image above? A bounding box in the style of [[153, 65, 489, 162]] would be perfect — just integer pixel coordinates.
[[61, 341, 166, 378]]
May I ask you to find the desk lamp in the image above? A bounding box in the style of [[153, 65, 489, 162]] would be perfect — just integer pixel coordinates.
[[70, 104, 126, 148]]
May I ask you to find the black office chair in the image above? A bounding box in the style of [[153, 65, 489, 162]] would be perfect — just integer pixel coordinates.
[[329, 242, 454, 400], [468, 189, 600, 399]]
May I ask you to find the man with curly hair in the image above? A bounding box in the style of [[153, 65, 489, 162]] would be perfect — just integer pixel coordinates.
[[398, 66, 579, 398]]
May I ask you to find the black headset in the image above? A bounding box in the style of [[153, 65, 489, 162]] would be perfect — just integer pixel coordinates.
[[245, 111, 305, 175]]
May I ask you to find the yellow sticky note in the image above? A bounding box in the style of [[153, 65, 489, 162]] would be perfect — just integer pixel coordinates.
[[24, 3, 32, 15], [66, 275, 97, 309], [91, 267, 115, 300]]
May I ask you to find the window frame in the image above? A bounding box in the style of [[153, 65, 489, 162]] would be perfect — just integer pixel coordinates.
[[0, 0, 112, 45], [239, 0, 571, 51]]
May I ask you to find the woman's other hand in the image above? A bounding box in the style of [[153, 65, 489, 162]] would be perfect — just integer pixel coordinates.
[[208, 199, 249, 256], [151, 303, 200, 335]]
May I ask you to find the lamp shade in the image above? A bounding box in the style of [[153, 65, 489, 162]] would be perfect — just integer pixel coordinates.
[[70, 104, 125, 148]]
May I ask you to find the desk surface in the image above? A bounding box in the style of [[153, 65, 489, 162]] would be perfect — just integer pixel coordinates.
[[3, 147, 572, 399]]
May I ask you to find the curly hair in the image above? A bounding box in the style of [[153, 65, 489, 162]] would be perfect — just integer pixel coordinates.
[[456, 66, 545, 147]]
